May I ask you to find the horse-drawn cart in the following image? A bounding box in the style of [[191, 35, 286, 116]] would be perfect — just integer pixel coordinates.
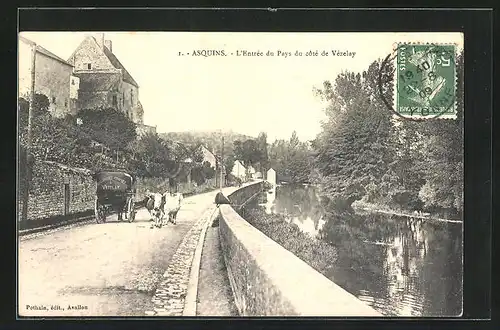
[[94, 169, 136, 223]]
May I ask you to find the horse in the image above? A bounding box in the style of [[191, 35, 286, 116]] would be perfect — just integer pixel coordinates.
[[144, 192, 167, 228]]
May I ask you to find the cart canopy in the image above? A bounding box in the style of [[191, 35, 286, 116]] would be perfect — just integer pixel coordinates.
[[95, 170, 135, 193]]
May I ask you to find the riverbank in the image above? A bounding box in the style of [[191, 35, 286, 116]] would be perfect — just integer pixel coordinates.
[[352, 200, 462, 224], [244, 185, 463, 317], [242, 208, 338, 277]]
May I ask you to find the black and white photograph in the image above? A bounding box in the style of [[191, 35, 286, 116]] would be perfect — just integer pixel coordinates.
[[17, 30, 464, 318]]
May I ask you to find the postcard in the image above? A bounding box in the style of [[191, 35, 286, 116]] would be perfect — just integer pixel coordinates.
[[18, 31, 463, 317]]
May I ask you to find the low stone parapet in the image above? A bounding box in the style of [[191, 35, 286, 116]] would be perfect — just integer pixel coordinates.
[[218, 183, 382, 317]]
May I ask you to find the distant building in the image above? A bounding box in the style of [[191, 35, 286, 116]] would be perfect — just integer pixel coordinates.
[[252, 171, 263, 179], [267, 168, 276, 186], [67, 33, 144, 124], [200, 145, 217, 168], [247, 166, 256, 175], [18, 35, 79, 117], [231, 160, 246, 180]]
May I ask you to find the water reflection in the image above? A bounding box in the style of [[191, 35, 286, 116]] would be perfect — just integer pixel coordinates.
[[260, 184, 326, 236], [254, 184, 462, 317]]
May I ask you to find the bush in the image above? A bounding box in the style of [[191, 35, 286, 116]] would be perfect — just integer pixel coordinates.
[[243, 208, 338, 276], [262, 180, 273, 190]]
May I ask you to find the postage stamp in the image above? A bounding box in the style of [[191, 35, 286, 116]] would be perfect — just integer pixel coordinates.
[[395, 43, 457, 119]]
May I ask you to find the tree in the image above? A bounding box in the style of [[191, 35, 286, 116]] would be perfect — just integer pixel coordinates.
[[266, 132, 312, 183], [269, 139, 289, 175], [224, 154, 236, 177], [190, 161, 216, 186], [417, 52, 464, 215], [233, 139, 260, 168], [132, 132, 172, 177], [256, 132, 270, 173], [77, 107, 137, 152], [312, 60, 396, 208], [18, 93, 50, 130]]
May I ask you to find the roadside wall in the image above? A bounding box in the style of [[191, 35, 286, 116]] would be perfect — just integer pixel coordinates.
[[18, 161, 218, 226], [18, 161, 95, 223], [135, 177, 217, 201], [218, 182, 382, 316]]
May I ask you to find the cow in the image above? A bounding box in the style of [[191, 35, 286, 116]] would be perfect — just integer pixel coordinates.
[[144, 192, 166, 228], [163, 192, 184, 225]]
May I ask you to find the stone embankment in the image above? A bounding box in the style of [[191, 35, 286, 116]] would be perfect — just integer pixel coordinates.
[[218, 182, 382, 317]]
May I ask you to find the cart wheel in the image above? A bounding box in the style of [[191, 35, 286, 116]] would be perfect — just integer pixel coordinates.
[[127, 199, 136, 223], [95, 198, 106, 224]]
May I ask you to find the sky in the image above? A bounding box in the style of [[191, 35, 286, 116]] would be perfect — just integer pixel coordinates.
[[19, 32, 463, 142]]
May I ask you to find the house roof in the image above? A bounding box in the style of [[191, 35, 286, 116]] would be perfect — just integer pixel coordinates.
[[200, 145, 216, 157], [234, 160, 246, 167], [67, 35, 139, 88], [101, 43, 139, 88], [19, 36, 73, 67]]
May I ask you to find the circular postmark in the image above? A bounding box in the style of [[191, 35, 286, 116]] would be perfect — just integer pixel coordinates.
[[378, 42, 457, 121]]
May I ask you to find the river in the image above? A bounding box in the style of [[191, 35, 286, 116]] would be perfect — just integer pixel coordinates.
[[251, 183, 463, 317]]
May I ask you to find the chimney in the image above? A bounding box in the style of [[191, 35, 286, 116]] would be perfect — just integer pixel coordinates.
[[95, 33, 105, 49], [104, 40, 112, 52]]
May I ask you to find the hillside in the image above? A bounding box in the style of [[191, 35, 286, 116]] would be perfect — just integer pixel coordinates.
[[158, 130, 254, 156]]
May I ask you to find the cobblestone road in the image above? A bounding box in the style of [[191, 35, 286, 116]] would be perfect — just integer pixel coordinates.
[[18, 186, 238, 317]]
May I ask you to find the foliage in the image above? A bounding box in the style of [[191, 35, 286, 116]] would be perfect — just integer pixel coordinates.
[[130, 131, 196, 179], [159, 130, 253, 159], [243, 207, 338, 276], [191, 161, 216, 186], [268, 131, 313, 183], [312, 51, 463, 216], [256, 132, 270, 172], [18, 144, 35, 192], [232, 133, 270, 177], [224, 154, 236, 177], [312, 62, 396, 208], [18, 93, 50, 128], [233, 139, 258, 167], [416, 53, 464, 214], [77, 107, 137, 151], [191, 146, 204, 163]]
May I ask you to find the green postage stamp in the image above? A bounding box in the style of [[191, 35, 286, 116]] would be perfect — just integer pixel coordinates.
[[395, 43, 457, 119]]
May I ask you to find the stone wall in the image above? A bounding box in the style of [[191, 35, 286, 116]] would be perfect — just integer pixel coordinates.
[[18, 38, 74, 119], [226, 180, 262, 210], [68, 35, 117, 71], [121, 80, 140, 122], [18, 161, 94, 222], [18, 161, 218, 226], [218, 182, 382, 317]]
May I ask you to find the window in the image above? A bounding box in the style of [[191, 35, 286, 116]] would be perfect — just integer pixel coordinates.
[[64, 99, 68, 107], [52, 96, 56, 104], [112, 95, 117, 107], [87, 63, 92, 70], [130, 89, 133, 105], [71, 79, 75, 85], [122, 91, 125, 106]]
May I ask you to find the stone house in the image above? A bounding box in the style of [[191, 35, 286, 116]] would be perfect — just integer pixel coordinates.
[[18, 35, 80, 117], [200, 145, 217, 168], [231, 160, 246, 180], [67, 33, 144, 124]]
